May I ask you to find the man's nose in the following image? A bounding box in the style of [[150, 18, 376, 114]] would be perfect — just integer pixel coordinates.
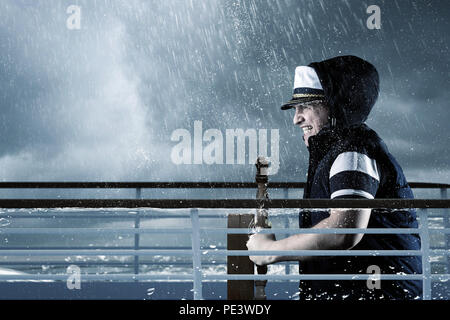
[[293, 108, 304, 125]]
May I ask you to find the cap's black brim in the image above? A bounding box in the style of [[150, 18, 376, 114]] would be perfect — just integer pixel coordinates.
[[280, 97, 325, 110]]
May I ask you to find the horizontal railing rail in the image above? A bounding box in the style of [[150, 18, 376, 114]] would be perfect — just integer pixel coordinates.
[[0, 198, 448, 208], [2, 249, 447, 257], [1, 274, 449, 281], [0, 181, 448, 189], [2, 227, 447, 235]]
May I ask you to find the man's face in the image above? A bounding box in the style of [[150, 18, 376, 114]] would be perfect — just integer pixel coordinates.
[[292, 101, 329, 147]]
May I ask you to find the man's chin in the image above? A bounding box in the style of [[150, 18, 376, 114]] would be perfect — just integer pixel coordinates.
[[303, 134, 311, 145], [302, 135, 310, 147]]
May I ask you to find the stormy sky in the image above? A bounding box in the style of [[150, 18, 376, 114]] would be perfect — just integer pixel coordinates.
[[0, 0, 449, 185]]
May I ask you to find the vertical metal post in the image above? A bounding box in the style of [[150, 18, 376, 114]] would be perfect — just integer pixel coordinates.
[[283, 187, 290, 275], [134, 188, 142, 276], [419, 209, 431, 300], [136, 187, 142, 200], [134, 213, 140, 276], [441, 188, 450, 274], [441, 187, 448, 199], [190, 208, 203, 300], [283, 188, 289, 199], [284, 216, 290, 275]]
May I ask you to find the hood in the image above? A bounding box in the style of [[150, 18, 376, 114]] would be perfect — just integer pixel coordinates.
[[308, 55, 380, 128]]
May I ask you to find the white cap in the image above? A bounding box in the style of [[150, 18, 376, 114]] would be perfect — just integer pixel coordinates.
[[281, 66, 325, 110], [293, 66, 323, 90]]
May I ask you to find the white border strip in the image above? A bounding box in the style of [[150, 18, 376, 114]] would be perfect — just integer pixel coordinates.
[[331, 189, 374, 199], [330, 152, 379, 181]]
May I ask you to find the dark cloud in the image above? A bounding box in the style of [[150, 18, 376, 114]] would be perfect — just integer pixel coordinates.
[[0, 0, 448, 183]]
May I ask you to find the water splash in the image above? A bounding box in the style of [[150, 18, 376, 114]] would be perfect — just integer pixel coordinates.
[[0, 218, 11, 227]]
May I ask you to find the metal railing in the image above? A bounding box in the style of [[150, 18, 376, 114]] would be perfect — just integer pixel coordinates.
[[0, 181, 449, 300]]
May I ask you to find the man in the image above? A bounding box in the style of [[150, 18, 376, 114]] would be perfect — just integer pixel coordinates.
[[246, 55, 422, 300]]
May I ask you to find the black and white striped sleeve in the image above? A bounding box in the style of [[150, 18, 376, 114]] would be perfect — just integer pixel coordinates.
[[329, 151, 380, 199]]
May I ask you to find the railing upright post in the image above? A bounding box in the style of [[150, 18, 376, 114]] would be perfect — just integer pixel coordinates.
[[134, 212, 140, 276], [441, 188, 448, 200], [136, 187, 142, 200], [419, 209, 431, 300], [190, 208, 203, 300], [284, 215, 290, 275], [283, 187, 290, 275], [134, 188, 142, 277], [283, 188, 289, 199], [441, 188, 450, 275]]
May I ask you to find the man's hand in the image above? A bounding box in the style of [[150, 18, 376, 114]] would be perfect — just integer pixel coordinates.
[[246, 232, 277, 266]]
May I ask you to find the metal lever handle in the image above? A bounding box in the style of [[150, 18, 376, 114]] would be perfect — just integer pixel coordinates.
[[254, 156, 270, 300]]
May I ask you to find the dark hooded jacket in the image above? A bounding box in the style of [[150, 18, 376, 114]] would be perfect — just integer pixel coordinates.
[[298, 56, 422, 300]]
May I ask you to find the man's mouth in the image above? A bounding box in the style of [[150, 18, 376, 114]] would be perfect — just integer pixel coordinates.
[[302, 125, 313, 134]]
